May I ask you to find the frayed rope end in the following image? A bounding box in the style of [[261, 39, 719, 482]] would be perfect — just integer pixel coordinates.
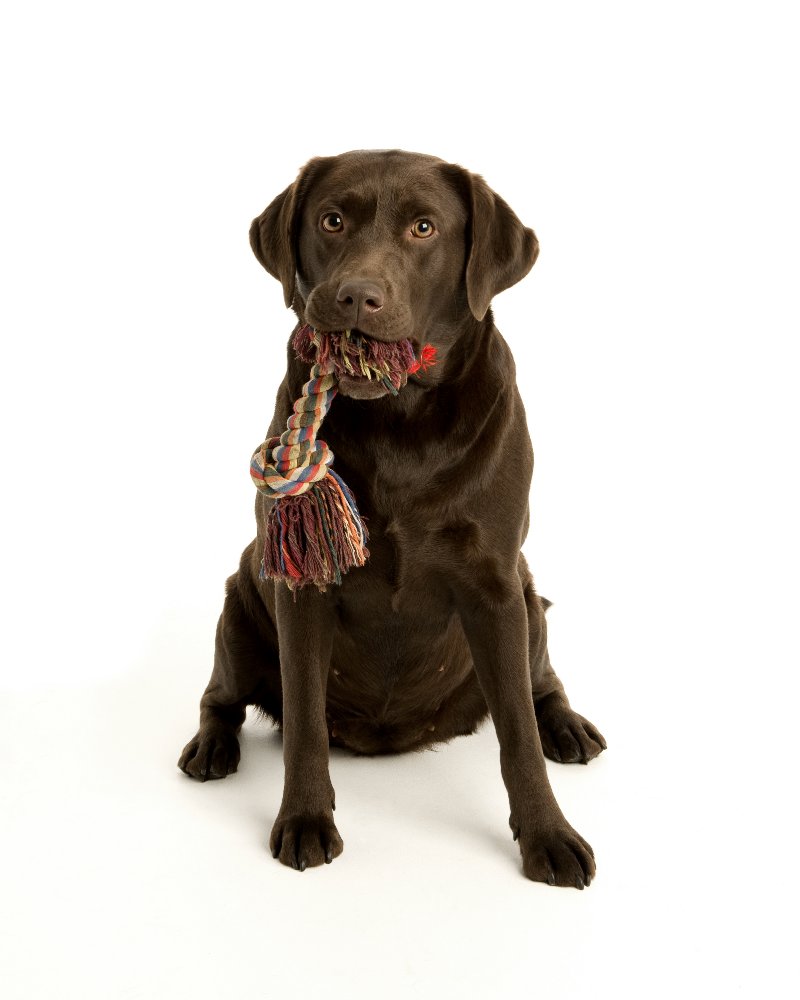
[[259, 470, 369, 592]]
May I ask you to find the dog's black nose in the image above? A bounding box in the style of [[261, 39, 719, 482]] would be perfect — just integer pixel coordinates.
[[336, 280, 385, 324]]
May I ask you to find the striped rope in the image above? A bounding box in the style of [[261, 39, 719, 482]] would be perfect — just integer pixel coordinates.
[[249, 364, 337, 497]]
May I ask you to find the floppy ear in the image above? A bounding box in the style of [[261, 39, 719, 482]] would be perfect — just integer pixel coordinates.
[[249, 157, 327, 308], [443, 165, 540, 321]]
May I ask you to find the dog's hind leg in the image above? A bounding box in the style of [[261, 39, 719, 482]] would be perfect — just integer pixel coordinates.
[[518, 554, 607, 765], [178, 542, 282, 780]]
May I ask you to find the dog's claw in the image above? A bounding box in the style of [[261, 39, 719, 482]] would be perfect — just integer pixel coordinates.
[[519, 822, 596, 889], [270, 812, 343, 871], [535, 696, 606, 765], [178, 728, 241, 781]]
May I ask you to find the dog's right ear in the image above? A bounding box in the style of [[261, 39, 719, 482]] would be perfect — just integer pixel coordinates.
[[249, 158, 326, 308]]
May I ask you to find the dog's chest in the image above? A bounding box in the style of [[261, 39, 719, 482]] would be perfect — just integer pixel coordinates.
[[330, 567, 473, 733], [337, 517, 453, 627]]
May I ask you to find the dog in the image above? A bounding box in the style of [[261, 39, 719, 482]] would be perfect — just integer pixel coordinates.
[[178, 149, 606, 888]]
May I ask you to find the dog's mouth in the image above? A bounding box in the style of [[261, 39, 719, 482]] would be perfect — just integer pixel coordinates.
[[293, 325, 425, 400], [337, 372, 393, 399], [337, 332, 426, 399], [332, 328, 387, 399]]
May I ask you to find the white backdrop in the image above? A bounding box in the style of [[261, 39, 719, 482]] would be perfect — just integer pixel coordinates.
[[1, 1, 797, 997]]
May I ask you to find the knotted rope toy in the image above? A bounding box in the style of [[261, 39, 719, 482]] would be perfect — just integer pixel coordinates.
[[250, 325, 437, 591]]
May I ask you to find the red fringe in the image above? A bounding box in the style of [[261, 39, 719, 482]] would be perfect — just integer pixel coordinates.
[[408, 344, 437, 374]]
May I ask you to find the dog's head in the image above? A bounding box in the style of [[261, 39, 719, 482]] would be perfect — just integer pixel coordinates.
[[250, 150, 538, 397]]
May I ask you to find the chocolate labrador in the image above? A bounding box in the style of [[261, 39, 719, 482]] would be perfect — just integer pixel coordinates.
[[178, 149, 606, 888]]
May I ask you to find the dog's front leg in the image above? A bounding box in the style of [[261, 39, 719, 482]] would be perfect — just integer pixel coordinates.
[[270, 583, 343, 870], [457, 578, 596, 888]]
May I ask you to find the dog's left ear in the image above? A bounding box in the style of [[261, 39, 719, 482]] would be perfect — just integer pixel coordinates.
[[249, 157, 328, 308], [442, 164, 540, 321]]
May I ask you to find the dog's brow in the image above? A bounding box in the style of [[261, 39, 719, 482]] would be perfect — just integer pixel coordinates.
[[395, 196, 442, 218], [318, 189, 374, 212]]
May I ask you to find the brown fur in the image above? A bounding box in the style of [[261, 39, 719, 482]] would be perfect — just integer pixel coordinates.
[[178, 150, 606, 887]]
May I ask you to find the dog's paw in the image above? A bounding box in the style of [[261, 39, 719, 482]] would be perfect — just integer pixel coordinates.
[[178, 728, 240, 781], [535, 694, 607, 764], [270, 812, 343, 871], [514, 818, 596, 889]]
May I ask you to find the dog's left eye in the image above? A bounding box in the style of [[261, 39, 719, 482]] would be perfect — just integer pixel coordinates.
[[321, 213, 344, 233], [411, 219, 435, 239]]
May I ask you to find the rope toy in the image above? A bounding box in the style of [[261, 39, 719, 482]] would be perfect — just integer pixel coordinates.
[[250, 325, 437, 591]]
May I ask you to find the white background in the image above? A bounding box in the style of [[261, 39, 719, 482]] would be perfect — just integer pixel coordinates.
[[1, 1, 798, 997]]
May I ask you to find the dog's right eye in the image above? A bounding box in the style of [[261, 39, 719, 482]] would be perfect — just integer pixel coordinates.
[[321, 213, 344, 233]]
